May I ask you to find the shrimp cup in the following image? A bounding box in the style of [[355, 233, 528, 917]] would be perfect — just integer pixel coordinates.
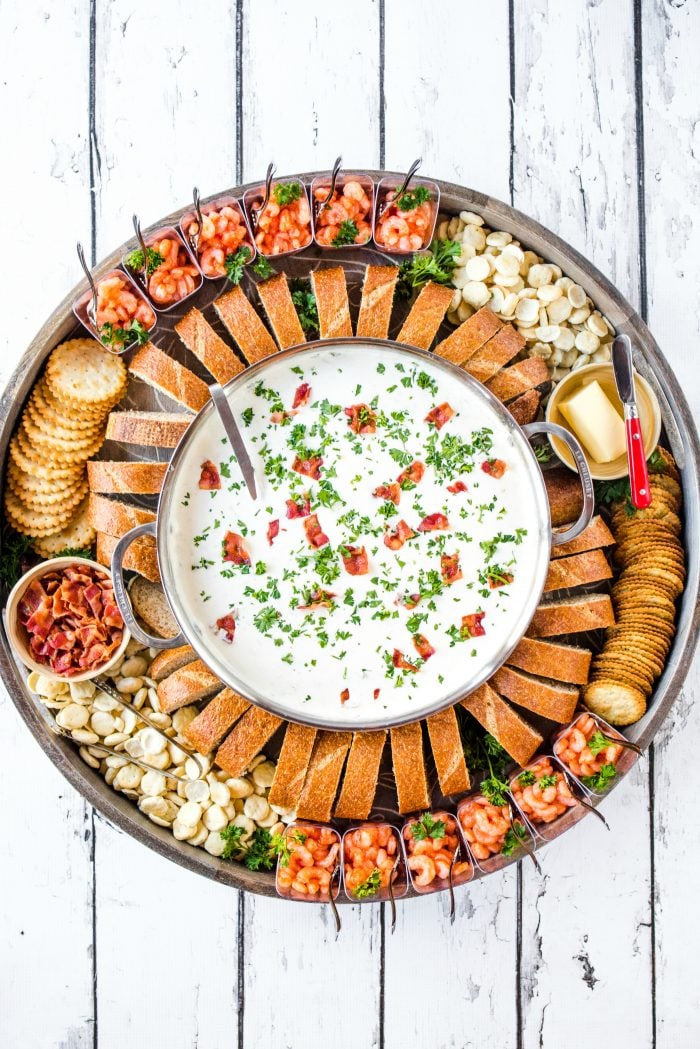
[[275, 821, 342, 903], [342, 822, 407, 903], [72, 268, 157, 354], [311, 172, 375, 249], [122, 225, 203, 313], [553, 711, 637, 798], [180, 195, 256, 281], [243, 178, 313, 259], [509, 755, 581, 844], [402, 811, 473, 895], [457, 793, 534, 875], [373, 175, 440, 255]]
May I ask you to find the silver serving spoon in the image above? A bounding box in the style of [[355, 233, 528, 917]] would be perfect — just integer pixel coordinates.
[[379, 157, 422, 218], [209, 382, 258, 499], [328, 862, 342, 939], [188, 186, 205, 255], [76, 241, 98, 330], [320, 155, 343, 210], [249, 162, 276, 232], [387, 851, 402, 933], [132, 214, 151, 290]]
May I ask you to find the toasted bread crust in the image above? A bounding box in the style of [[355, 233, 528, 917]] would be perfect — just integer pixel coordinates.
[[156, 659, 222, 713], [184, 688, 251, 754], [95, 530, 160, 582], [434, 306, 503, 365], [464, 324, 525, 384], [356, 266, 398, 339], [333, 730, 387, 819], [528, 593, 616, 637], [175, 307, 245, 384], [507, 389, 541, 426], [544, 549, 613, 593], [105, 411, 191, 448], [390, 721, 430, 814], [310, 267, 353, 339], [214, 285, 278, 364], [460, 684, 543, 766], [87, 493, 155, 537], [490, 665, 579, 722], [129, 343, 209, 412], [296, 731, 352, 822], [397, 282, 453, 349], [486, 356, 550, 402], [550, 515, 615, 558], [506, 636, 592, 685], [426, 707, 470, 795], [87, 460, 167, 495], [149, 644, 197, 682], [267, 723, 318, 811], [256, 273, 306, 349], [214, 706, 284, 777], [544, 468, 585, 528]]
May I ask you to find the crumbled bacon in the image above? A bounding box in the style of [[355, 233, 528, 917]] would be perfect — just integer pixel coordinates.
[[425, 402, 455, 430], [373, 482, 401, 505], [340, 688, 350, 704], [392, 649, 419, 673], [286, 495, 311, 518], [303, 514, 329, 548], [267, 519, 280, 546], [441, 552, 462, 585], [412, 634, 436, 661], [418, 513, 450, 532], [447, 480, 468, 494], [397, 460, 425, 487], [461, 612, 486, 638], [215, 613, 236, 643], [298, 588, 336, 609], [198, 460, 221, 490], [293, 455, 323, 480], [488, 571, 514, 589], [384, 519, 415, 551], [373, 688, 381, 700], [344, 403, 377, 434], [341, 545, 369, 575], [402, 593, 422, 609], [270, 410, 295, 424], [482, 458, 506, 478], [222, 531, 250, 565], [293, 382, 311, 408]]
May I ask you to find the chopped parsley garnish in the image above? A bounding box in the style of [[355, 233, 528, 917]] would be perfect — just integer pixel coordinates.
[[397, 238, 461, 299], [124, 246, 165, 276], [224, 245, 252, 284], [394, 185, 430, 211], [538, 774, 558, 790], [289, 279, 319, 338], [353, 868, 382, 898], [410, 812, 446, 841], [332, 219, 359, 246], [273, 181, 302, 206], [501, 823, 527, 857], [581, 763, 617, 792], [588, 730, 612, 756], [98, 318, 150, 350], [518, 770, 536, 786], [252, 255, 275, 279]]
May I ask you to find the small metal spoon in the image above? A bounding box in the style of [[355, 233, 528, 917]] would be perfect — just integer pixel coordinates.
[[188, 186, 205, 255], [447, 845, 460, 925], [387, 852, 402, 933], [320, 155, 343, 209], [250, 162, 276, 232], [328, 863, 342, 939], [76, 241, 98, 329], [132, 214, 151, 290], [379, 157, 422, 218], [209, 382, 258, 500]]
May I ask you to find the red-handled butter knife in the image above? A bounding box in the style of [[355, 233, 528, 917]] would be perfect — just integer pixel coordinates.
[[611, 333, 652, 509]]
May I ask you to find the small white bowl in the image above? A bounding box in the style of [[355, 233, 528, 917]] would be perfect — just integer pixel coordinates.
[[5, 556, 130, 683]]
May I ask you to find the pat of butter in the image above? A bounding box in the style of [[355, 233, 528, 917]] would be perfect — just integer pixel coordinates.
[[560, 380, 626, 464]]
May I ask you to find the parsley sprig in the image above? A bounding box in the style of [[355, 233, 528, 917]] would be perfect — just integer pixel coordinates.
[[273, 181, 302, 206], [224, 245, 252, 284], [98, 318, 150, 350], [290, 279, 319, 338], [394, 185, 430, 211], [220, 825, 289, 870], [353, 868, 382, 898], [396, 239, 461, 299], [410, 812, 446, 841], [332, 219, 359, 247], [124, 246, 165, 277], [581, 763, 617, 793], [501, 823, 527, 857]]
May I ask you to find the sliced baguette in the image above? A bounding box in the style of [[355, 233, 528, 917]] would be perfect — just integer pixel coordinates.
[[464, 324, 525, 384], [397, 282, 453, 350], [88, 493, 155, 537], [296, 731, 352, 822], [356, 265, 398, 339], [96, 531, 160, 583], [550, 515, 615, 558], [544, 467, 584, 528], [214, 706, 284, 778], [156, 659, 222, 713], [507, 389, 541, 426], [426, 707, 470, 795], [390, 722, 430, 814], [87, 460, 168, 495], [506, 636, 591, 685], [105, 411, 191, 448], [129, 343, 209, 413], [267, 723, 318, 811], [310, 267, 353, 339], [183, 688, 251, 754], [486, 357, 550, 402], [528, 593, 615, 637], [544, 549, 612, 593], [256, 273, 306, 349], [434, 306, 503, 366], [333, 730, 387, 820], [214, 285, 278, 364], [150, 644, 197, 682], [460, 684, 543, 766], [490, 665, 579, 723], [174, 307, 245, 384], [129, 577, 179, 637]]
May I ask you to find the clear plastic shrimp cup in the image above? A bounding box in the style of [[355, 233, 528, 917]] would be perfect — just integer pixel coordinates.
[[275, 820, 342, 903], [457, 793, 534, 876], [310, 172, 375, 249], [509, 755, 582, 844], [179, 195, 256, 281], [401, 810, 473, 895], [243, 178, 313, 259], [342, 822, 407, 903], [122, 225, 203, 313], [552, 710, 637, 798], [373, 175, 440, 255], [72, 268, 157, 355]]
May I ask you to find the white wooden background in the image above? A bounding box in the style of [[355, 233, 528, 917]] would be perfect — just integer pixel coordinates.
[[1, 2, 698, 1046]]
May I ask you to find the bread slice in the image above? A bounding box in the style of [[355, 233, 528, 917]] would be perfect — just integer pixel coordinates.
[[460, 684, 543, 766], [550, 514, 615, 558], [356, 265, 398, 339], [528, 593, 615, 637], [214, 285, 278, 364], [544, 467, 584, 528], [490, 665, 579, 722], [129, 577, 179, 637], [397, 282, 453, 349], [256, 273, 306, 349], [214, 706, 284, 778], [183, 688, 251, 754], [296, 731, 352, 822], [129, 343, 209, 413], [87, 460, 168, 495], [267, 723, 317, 811], [544, 548, 612, 593], [390, 722, 430, 814], [310, 267, 353, 339], [96, 530, 160, 583], [426, 707, 470, 795], [507, 389, 541, 426], [434, 306, 503, 365], [464, 324, 525, 384], [156, 658, 222, 713], [105, 411, 191, 448], [333, 730, 387, 819], [486, 357, 550, 402], [150, 644, 197, 682], [87, 493, 155, 537], [175, 307, 245, 384], [506, 636, 592, 685]]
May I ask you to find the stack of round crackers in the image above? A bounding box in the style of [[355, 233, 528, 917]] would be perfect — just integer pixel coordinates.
[[5, 339, 127, 554], [584, 447, 684, 726]]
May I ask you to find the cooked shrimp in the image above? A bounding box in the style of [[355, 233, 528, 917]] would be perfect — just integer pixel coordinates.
[[408, 854, 436, 886], [276, 822, 340, 901], [554, 714, 625, 779]]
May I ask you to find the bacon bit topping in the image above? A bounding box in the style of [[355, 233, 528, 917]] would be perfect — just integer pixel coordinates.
[[447, 480, 468, 494], [267, 519, 280, 546], [441, 552, 462, 585], [397, 460, 425, 487], [286, 495, 311, 518], [425, 402, 455, 430], [373, 688, 381, 700], [198, 460, 221, 490], [340, 688, 350, 704], [344, 403, 377, 434], [270, 410, 295, 424], [418, 513, 450, 532], [392, 649, 419, 673], [461, 612, 486, 638], [488, 570, 514, 589], [303, 514, 330, 548], [482, 458, 507, 478], [384, 519, 415, 551], [403, 593, 422, 609], [292, 382, 311, 408], [373, 482, 401, 505], [223, 531, 250, 565], [412, 634, 436, 661], [298, 588, 336, 609], [18, 566, 124, 676], [341, 545, 369, 576], [293, 455, 323, 480], [215, 613, 236, 643]]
